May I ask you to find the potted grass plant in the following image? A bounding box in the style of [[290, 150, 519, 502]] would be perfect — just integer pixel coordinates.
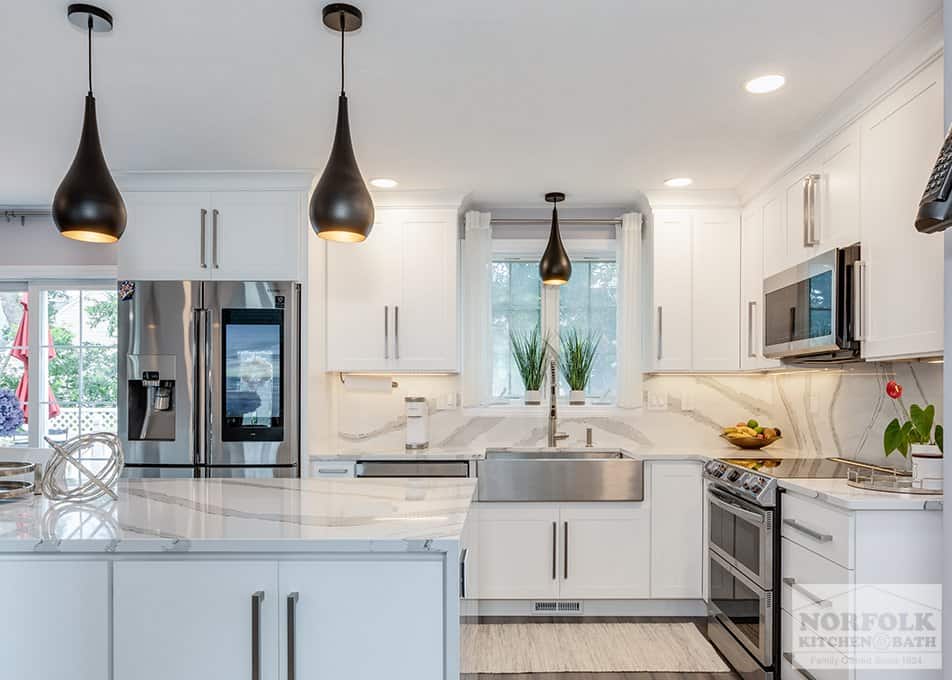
[[510, 326, 549, 405], [559, 328, 600, 405]]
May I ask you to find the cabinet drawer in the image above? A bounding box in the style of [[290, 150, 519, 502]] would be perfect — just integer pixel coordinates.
[[310, 460, 356, 478], [781, 537, 852, 616], [781, 609, 853, 680], [782, 492, 853, 568]]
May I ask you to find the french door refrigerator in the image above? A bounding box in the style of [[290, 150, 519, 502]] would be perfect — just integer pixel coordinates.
[[118, 280, 300, 478]]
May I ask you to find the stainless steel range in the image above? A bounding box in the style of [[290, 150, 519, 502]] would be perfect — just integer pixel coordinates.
[[702, 457, 851, 680]]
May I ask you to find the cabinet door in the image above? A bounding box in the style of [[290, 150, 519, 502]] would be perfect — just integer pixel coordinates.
[[860, 58, 944, 360], [279, 560, 444, 680], [762, 192, 786, 276], [652, 210, 693, 370], [114, 561, 279, 680], [692, 209, 740, 371], [325, 211, 403, 371], [119, 191, 211, 279], [211, 191, 303, 281], [784, 165, 817, 265], [0, 561, 109, 680], [559, 504, 650, 599], [476, 504, 560, 599], [650, 461, 704, 598], [394, 209, 459, 371], [816, 124, 861, 250], [740, 206, 780, 370]]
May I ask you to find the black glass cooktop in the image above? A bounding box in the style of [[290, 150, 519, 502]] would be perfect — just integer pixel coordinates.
[[719, 456, 852, 479]]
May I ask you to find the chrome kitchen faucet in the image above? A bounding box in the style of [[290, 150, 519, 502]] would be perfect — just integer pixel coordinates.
[[547, 359, 569, 447]]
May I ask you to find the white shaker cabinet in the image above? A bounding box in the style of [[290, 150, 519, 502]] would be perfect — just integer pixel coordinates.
[[475, 504, 561, 600], [0, 561, 110, 680], [740, 205, 780, 370], [815, 123, 861, 250], [325, 206, 460, 372], [784, 162, 817, 268], [113, 561, 280, 680], [761, 192, 786, 277], [860, 58, 944, 360], [120, 191, 212, 280], [649, 461, 704, 599], [652, 210, 693, 370]]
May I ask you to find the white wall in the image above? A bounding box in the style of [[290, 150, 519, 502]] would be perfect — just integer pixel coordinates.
[[0, 217, 116, 269]]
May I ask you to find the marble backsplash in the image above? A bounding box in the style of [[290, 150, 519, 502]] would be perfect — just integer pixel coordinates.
[[320, 362, 943, 465]]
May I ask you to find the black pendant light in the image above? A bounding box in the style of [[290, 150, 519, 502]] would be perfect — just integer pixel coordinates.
[[309, 3, 374, 243], [539, 192, 572, 285], [52, 4, 126, 244]]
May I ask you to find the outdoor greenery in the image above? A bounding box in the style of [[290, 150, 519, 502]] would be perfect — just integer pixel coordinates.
[[509, 325, 549, 392], [559, 328, 601, 392]]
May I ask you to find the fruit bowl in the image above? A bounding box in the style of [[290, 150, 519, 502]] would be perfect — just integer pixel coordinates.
[[720, 433, 782, 450]]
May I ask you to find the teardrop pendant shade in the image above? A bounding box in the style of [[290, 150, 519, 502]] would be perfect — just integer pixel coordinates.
[[52, 94, 126, 243], [540, 204, 572, 285], [309, 94, 375, 242]]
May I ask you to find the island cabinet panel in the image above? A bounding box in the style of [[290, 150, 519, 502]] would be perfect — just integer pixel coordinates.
[[113, 561, 280, 680], [0, 561, 110, 680], [279, 560, 445, 680]]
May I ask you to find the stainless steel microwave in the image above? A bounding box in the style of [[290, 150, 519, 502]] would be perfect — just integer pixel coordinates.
[[762, 245, 862, 362]]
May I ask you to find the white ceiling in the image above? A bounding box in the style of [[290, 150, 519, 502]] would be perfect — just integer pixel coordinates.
[[0, 0, 942, 206]]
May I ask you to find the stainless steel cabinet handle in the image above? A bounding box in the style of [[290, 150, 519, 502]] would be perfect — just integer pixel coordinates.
[[287, 592, 299, 680], [394, 305, 400, 360], [783, 652, 819, 680], [551, 521, 557, 580], [384, 305, 389, 359], [212, 209, 220, 268], [809, 174, 821, 246], [853, 260, 867, 342], [747, 301, 756, 358], [251, 591, 265, 680], [563, 521, 569, 580], [656, 306, 663, 361], [783, 518, 833, 543], [782, 578, 831, 608], [802, 176, 810, 247], [200, 209, 208, 268], [459, 548, 468, 598]]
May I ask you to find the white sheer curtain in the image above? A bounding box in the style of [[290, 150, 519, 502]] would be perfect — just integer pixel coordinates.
[[461, 211, 492, 406], [615, 212, 643, 408]]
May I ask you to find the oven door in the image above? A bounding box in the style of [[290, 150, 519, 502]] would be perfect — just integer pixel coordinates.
[[709, 549, 774, 668], [708, 485, 773, 590]]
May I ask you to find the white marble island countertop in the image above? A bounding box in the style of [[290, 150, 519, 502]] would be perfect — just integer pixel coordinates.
[[778, 477, 943, 511], [0, 477, 477, 554]]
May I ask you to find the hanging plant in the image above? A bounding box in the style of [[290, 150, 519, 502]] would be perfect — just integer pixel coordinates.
[[883, 380, 943, 457]]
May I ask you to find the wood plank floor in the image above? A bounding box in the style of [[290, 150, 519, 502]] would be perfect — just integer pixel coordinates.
[[460, 617, 741, 680]]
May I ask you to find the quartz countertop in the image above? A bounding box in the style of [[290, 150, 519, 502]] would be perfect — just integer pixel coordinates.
[[311, 446, 483, 461], [778, 477, 943, 511], [0, 478, 477, 554]]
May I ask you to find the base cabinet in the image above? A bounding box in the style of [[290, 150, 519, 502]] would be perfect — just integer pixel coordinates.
[[0, 561, 110, 680], [649, 461, 703, 598], [475, 505, 561, 600]]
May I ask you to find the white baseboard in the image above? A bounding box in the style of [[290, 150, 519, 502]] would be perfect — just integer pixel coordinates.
[[461, 598, 707, 618]]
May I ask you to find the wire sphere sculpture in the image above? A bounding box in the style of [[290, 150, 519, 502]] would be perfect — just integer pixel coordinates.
[[40, 432, 124, 502]]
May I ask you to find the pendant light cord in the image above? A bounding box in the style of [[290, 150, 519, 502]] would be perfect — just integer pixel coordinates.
[[339, 12, 346, 95], [87, 16, 93, 95]]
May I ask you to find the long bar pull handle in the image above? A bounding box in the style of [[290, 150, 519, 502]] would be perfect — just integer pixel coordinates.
[[212, 209, 220, 268], [205, 309, 214, 464], [200, 209, 208, 268], [783, 518, 833, 543], [459, 549, 468, 599], [803, 175, 810, 247], [251, 591, 265, 680], [384, 305, 389, 359], [563, 521, 569, 580], [783, 653, 819, 680], [808, 174, 821, 246], [394, 305, 400, 360], [193, 309, 205, 466], [747, 300, 756, 358], [551, 522, 557, 580], [853, 260, 867, 342], [782, 578, 832, 608], [287, 592, 299, 680], [656, 306, 663, 362]]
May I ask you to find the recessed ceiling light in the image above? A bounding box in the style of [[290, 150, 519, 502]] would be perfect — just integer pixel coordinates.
[[745, 74, 786, 94], [370, 178, 398, 188], [664, 177, 693, 188]]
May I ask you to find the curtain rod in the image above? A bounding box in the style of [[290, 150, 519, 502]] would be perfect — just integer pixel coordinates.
[[490, 218, 623, 226]]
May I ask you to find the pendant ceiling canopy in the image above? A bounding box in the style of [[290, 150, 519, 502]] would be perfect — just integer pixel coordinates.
[[52, 4, 127, 244], [539, 192, 572, 286], [309, 3, 375, 244]]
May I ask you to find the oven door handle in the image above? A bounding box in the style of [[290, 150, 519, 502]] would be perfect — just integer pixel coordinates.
[[708, 488, 767, 525]]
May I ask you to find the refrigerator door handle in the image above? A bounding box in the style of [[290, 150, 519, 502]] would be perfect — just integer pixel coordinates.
[[193, 308, 205, 466], [204, 308, 214, 466]]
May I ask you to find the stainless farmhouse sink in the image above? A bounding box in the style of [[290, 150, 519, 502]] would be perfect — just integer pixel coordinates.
[[476, 448, 644, 502]]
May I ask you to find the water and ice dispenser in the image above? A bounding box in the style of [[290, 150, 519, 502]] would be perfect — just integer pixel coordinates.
[[126, 355, 176, 441]]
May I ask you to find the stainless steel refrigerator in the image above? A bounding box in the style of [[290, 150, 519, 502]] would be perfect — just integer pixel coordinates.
[[118, 281, 300, 478]]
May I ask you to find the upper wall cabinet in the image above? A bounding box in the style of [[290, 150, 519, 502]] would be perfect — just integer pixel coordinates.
[[860, 58, 944, 360], [325, 206, 459, 372], [117, 174, 310, 282], [652, 208, 740, 372], [739, 205, 780, 370]]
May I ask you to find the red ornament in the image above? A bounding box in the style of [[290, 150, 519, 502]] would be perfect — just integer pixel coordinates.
[[886, 380, 903, 399]]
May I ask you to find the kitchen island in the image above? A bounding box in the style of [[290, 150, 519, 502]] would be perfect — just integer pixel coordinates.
[[0, 476, 476, 680]]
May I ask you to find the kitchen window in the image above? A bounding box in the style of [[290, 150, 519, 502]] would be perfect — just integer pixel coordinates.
[[0, 282, 118, 448], [490, 258, 617, 403]]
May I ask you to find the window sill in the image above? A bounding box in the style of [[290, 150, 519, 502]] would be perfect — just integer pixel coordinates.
[[462, 402, 636, 418]]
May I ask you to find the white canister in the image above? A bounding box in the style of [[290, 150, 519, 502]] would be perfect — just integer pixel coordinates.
[[910, 445, 943, 491], [405, 397, 429, 450]]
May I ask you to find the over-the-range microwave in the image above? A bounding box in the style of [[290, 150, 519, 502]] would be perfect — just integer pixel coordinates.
[[762, 244, 862, 363]]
